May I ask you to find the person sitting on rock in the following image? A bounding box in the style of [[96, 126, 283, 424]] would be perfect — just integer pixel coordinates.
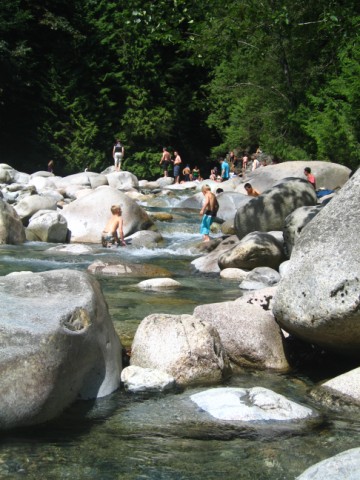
[[244, 183, 260, 197], [101, 205, 126, 248], [304, 167, 316, 189]]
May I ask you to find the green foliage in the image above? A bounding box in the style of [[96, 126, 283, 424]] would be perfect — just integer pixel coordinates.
[[123, 151, 162, 180], [0, 0, 358, 174]]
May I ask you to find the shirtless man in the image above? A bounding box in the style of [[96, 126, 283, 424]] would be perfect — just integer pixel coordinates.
[[173, 150, 182, 183], [244, 183, 260, 197], [101, 205, 126, 247], [160, 147, 171, 177], [199, 185, 218, 242]]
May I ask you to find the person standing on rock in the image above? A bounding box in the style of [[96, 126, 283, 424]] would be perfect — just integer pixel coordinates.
[[199, 185, 218, 242], [173, 151, 182, 184], [220, 157, 230, 181], [160, 147, 171, 177], [304, 167, 316, 190], [101, 205, 126, 248], [112, 139, 124, 171]]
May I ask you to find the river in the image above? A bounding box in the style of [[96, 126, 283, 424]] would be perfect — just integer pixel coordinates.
[[1, 192, 359, 479]]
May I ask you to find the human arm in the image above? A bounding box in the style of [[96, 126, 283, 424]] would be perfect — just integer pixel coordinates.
[[199, 194, 210, 215]]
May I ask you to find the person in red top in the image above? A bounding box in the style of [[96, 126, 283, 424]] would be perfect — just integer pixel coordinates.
[[304, 167, 316, 189]]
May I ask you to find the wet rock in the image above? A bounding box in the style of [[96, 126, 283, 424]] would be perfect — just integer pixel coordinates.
[[310, 366, 360, 410], [190, 387, 314, 421], [137, 278, 181, 290], [126, 230, 163, 248], [296, 447, 360, 479], [88, 260, 171, 277]]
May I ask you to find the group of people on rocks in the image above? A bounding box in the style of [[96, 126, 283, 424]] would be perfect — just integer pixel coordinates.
[[104, 138, 319, 246], [159, 147, 203, 184]]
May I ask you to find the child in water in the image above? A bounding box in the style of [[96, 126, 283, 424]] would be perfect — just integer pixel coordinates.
[[101, 205, 126, 247]]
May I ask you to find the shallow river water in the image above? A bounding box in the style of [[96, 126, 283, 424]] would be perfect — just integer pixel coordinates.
[[1, 196, 359, 479]]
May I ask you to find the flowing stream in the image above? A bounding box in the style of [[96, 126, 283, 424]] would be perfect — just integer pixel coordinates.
[[1, 193, 360, 479]]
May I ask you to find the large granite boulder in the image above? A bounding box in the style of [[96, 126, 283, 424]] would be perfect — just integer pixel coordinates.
[[216, 192, 251, 221], [105, 171, 139, 190], [273, 171, 360, 355], [61, 186, 153, 243], [218, 231, 285, 270], [296, 448, 360, 480], [310, 366, 360, 410], [194, 299, 289, 371], [234, 178, 317, 240], [26, 210, 68, 243], [130, 313, 230, 387], [191, 235, 240, 273], [236, 160, 351, 195], [14, 194, 58, 225], [0, 269, 122, 429], [283, 205, 323, 257], [0, 199, 26, 244]]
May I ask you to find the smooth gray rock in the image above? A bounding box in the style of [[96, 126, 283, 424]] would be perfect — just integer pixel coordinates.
[[220, 268, 249, 281], [26, 210, 68, 243], [236, 160, 350, 195], [130, 313, 230, 387], [61, 186, 153, 243], [105, 171, 139, 190], [14, 194, 58, 225], [216, 192, 251, 221], [191, 235, 240, 273], [296, 448, 360, 479], [273, 170, 360, 355], [218, 231, 285, 270], [121, 366, 176, 393], [0, 269, 122, 429], [245, 266, 281, 286], [283, 205, 323, 257], [234, 178, 317, 240], [126, 230, 163, 248], [191, 387, 314, 421], [0, 199, 26, 245], [310, 366, 360, 410], [137, 278, 181, 290], [194, 299, 289, 371]]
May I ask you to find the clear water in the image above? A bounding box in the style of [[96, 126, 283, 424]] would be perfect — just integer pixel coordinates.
[[1, 198, 360, 479]]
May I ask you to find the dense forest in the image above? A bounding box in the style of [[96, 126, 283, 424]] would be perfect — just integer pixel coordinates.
[[0, 0, 359, 178]]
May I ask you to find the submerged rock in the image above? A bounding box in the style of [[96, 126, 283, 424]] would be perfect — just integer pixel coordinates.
[[137, 278, 181, 289], [190, 387, 314, 422], [296, 447, 360, 479]]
